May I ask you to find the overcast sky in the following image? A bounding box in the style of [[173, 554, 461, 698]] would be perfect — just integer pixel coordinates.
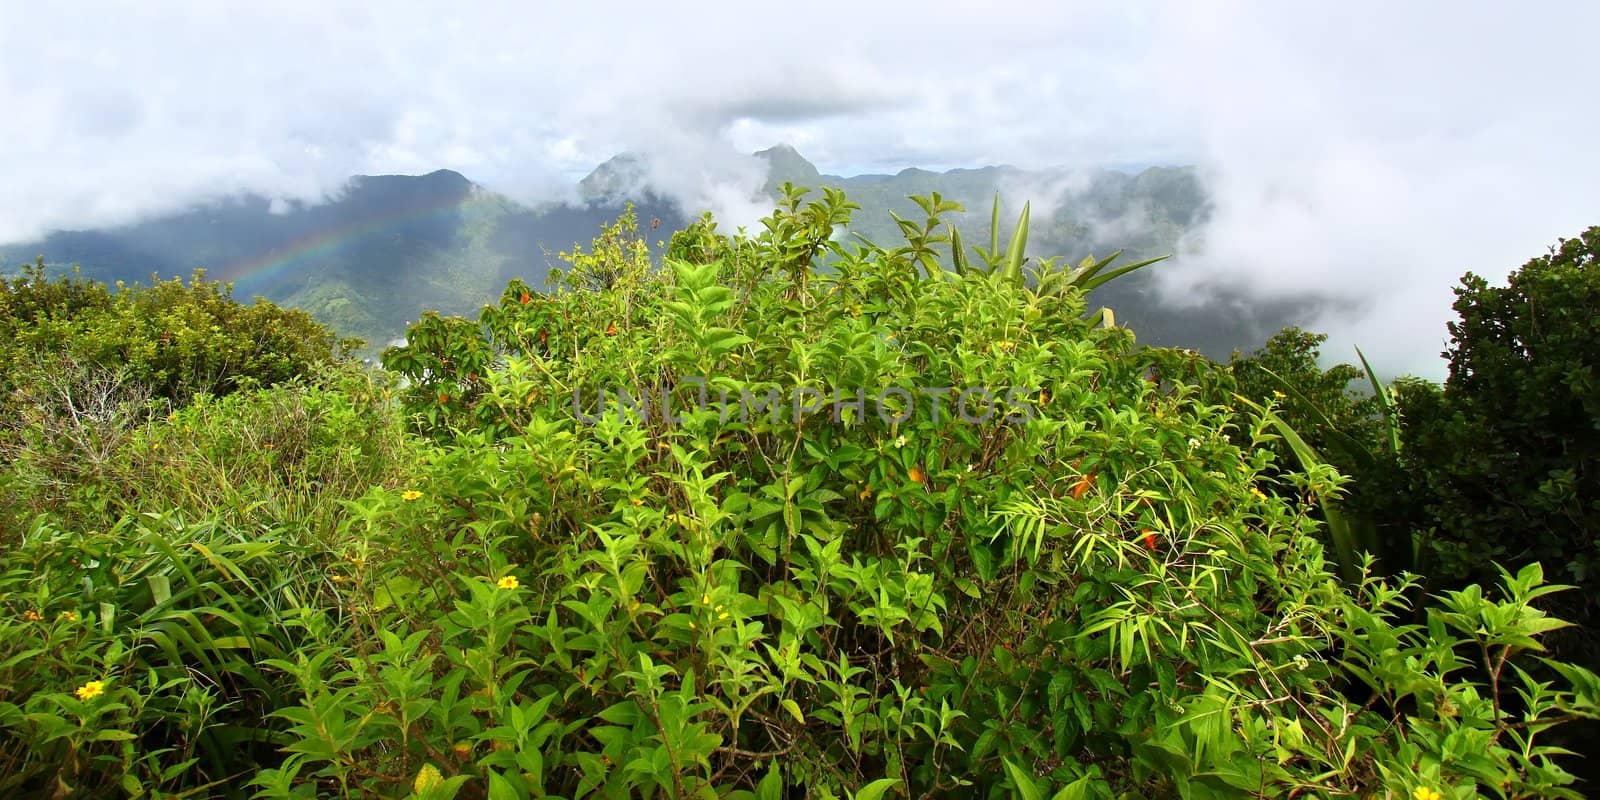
[[2, 1, 1596, 376]]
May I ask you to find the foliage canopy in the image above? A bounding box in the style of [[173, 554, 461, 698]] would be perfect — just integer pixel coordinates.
[[0, 200, 1596, 800]]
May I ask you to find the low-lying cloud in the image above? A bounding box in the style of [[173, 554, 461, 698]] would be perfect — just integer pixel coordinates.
[[3, 1, 1597, 377]]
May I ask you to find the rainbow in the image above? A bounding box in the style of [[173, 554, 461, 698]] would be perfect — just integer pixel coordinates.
[[219, 188, 481, 297]]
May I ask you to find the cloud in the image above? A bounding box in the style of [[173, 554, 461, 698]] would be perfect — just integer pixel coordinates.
[[2, 1, 1597, 377], [0, 2, 1152, 239], [1142, 3, 1600, 377]]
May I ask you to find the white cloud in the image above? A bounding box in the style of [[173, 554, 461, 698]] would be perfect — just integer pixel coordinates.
[[1144, 3, 1600, 376], [2, 1, 1596, 376]]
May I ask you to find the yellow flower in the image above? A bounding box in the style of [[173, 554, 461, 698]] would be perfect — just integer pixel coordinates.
[[1251, 487, 1268, 500], [401, 490, 424, 502], [1413, 788, 1443, 800], [22, 609, 42, 622], [497, 575, 519, 590], [58, 611, 79, 622], [414, 764, 444, 795], [330, 575, 347, 583], [75, 680, 105, 701]]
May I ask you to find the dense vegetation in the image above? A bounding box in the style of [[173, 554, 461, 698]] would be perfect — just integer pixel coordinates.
[[1, 195, 1597, 799]]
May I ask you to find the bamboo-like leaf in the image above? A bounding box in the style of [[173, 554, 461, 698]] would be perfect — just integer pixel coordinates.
[[1355, 346, 1400, 455], [1002, 201, 1031, 283], [1256, 366, 1376, 471], [950, 226, 969, 275], [1078, 255, 1168, 293], [989, 193, 1000, 266], [1235, 394, 1362, 583], [1073, 251, 1122, 285], [850, 231, 883, 251]]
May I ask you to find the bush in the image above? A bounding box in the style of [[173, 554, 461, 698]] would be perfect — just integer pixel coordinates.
[[3, 201, 1596, 799], [0, 263, 373, 539], [1398, 227, 1600, 646], [0, 371, 419, 796], [1, 366, 415, 541], [328, 196, 1597, 797], [0, 260, 358, 414]]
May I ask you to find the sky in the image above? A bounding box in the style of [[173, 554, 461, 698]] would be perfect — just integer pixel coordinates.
[[2, 1, 1597, 377]]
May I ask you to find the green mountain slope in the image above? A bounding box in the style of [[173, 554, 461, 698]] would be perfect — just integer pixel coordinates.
[[1, 170, 686, 349], [2, 147, 1322, 356], [756, 146, 1316, 354]]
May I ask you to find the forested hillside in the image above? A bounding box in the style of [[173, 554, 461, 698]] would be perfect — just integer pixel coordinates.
[[2, 147, 1311, 357]]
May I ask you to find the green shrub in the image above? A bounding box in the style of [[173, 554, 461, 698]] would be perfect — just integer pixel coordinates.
[[4, 200, 1596, 799], [1398, 227, 1600, 631], [0, 260, 358, 416], [0, 513, 328, 797], [1, 366, 416, 541], [312, 196, 1596, 798], [0, 368, 418, 796]]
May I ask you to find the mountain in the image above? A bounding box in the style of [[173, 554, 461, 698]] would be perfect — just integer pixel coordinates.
[[754, 146, 1314, 355], [755, 144, 823, 194], [2, 147, 1317, 357], [2, 170, 685, 349]]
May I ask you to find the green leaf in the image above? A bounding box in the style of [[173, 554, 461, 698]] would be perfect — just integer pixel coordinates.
[[1002, 202, 1031, 283], [1355, 345, 1400, 455], [758, 764, 783, 800], [1077, 255, 1166, 293], [1002, 759, 1045, 800], [989, 193, 1001, 268], [852, 778, 901, 800], [147, 574, 171, 606], [1051, 776, 1099, 800], [780, 698, 806, 724]]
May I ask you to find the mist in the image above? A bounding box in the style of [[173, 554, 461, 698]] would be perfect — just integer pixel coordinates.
[[3, 1, 1597, 377]]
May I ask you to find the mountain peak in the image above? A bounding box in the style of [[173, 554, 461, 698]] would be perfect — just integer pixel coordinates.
[[579, 152, 651, 201], [754, 142, 801, 157], [754, 143, 820, 192], [341, 168, 475, 211], [351, 168, 470, 186]]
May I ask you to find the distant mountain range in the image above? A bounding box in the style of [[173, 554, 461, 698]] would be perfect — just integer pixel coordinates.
[[1, 146, 1317, 355]]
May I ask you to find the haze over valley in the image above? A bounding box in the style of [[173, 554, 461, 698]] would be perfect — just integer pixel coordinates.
[[3, 145, 1317, 357], [5, 3, 1599, 377]]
